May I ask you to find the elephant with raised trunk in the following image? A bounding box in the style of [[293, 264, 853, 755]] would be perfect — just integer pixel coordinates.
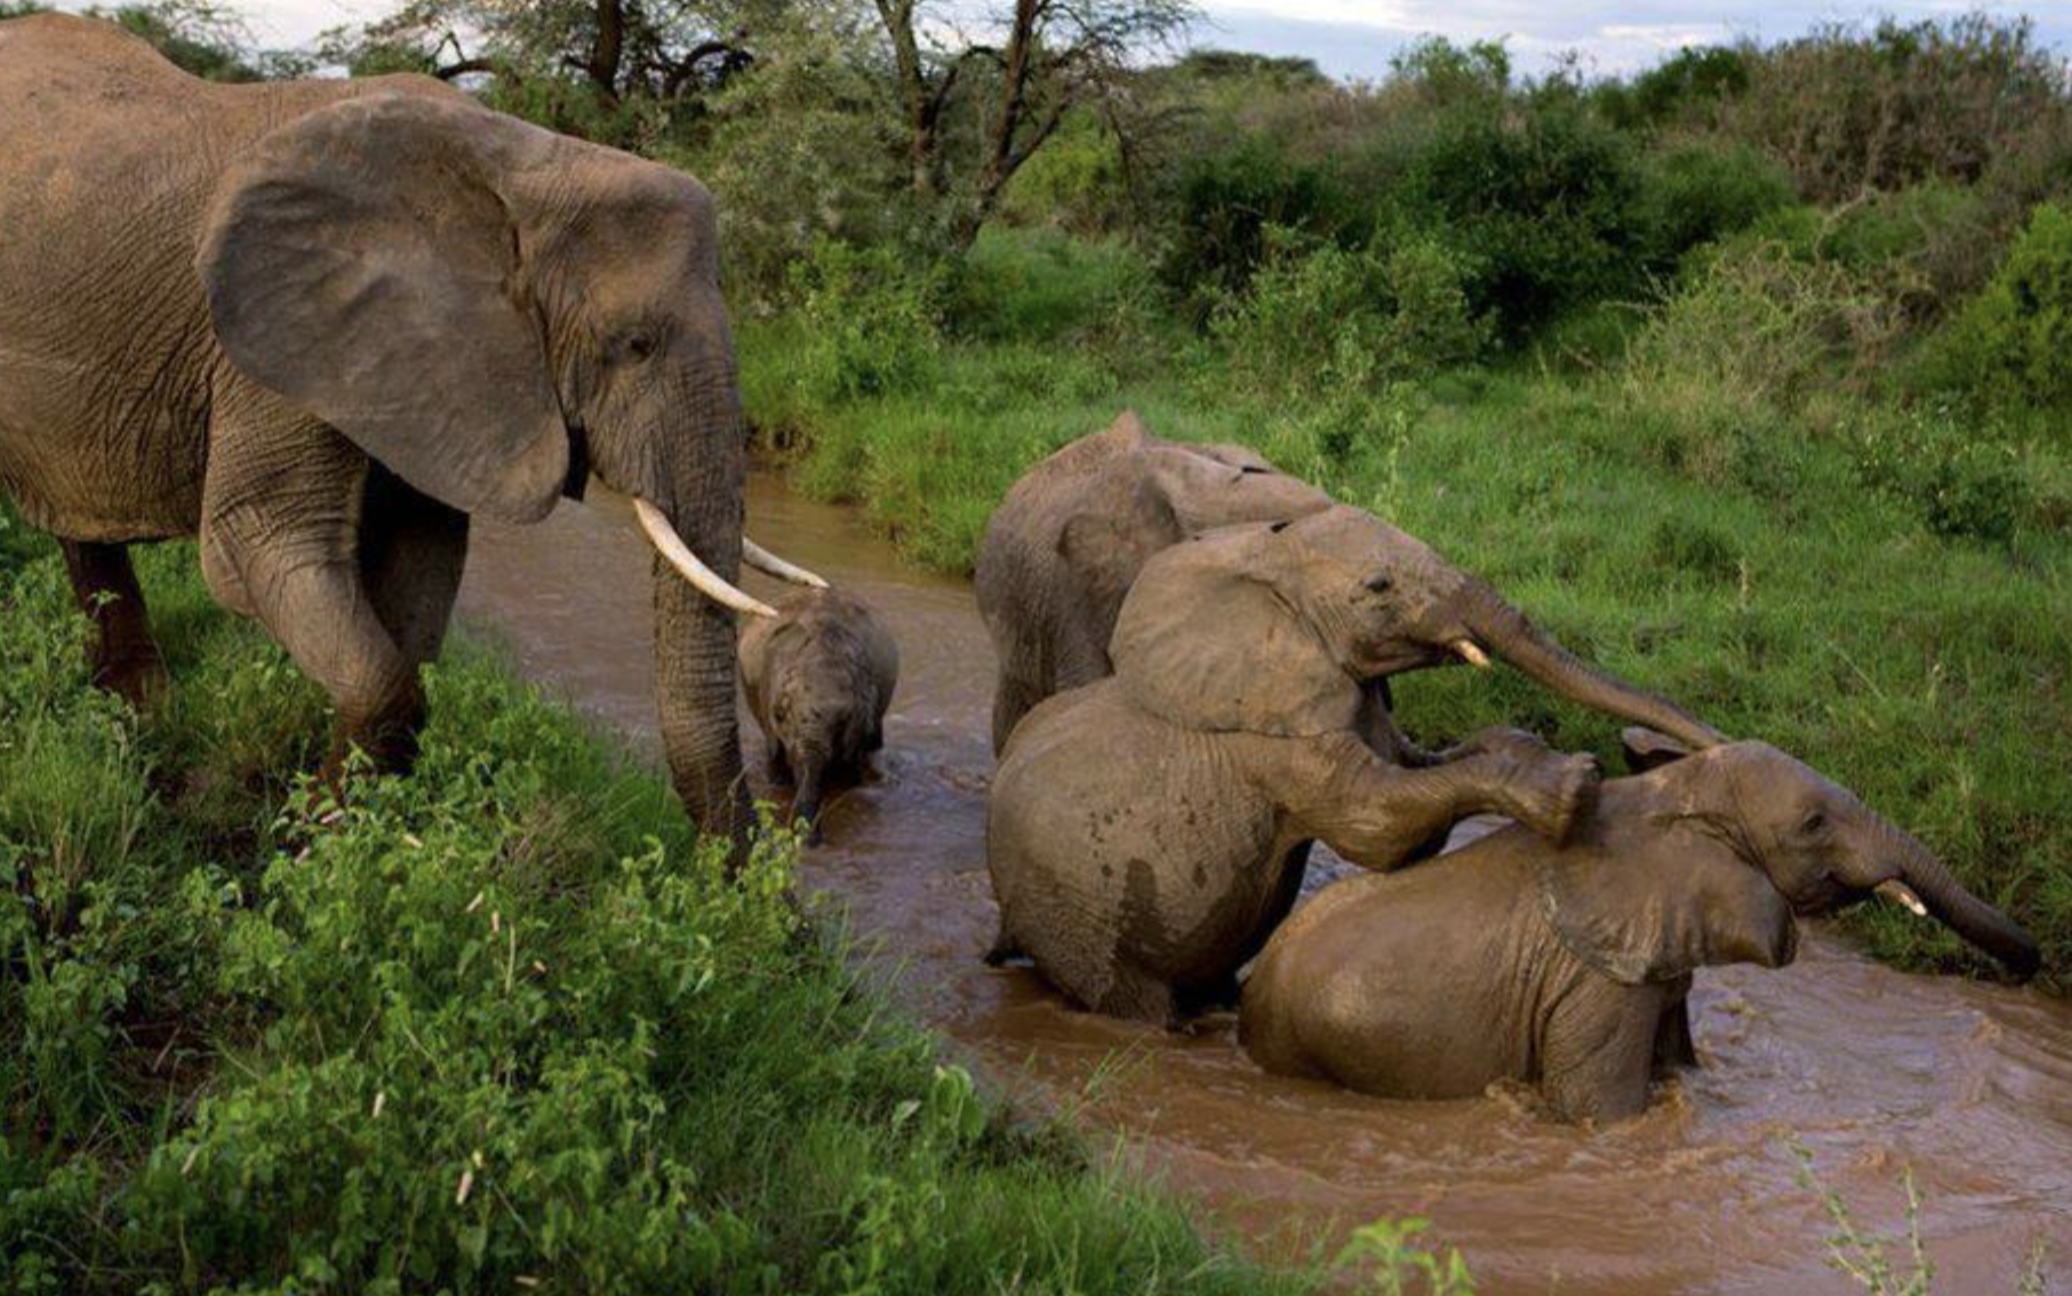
[[0, 14, 820, 841], [1241, 739, 2040, 1123], [741, 587, 900, 840], [986, 506, 1730, 1026], [975, 411, 1333, 753]]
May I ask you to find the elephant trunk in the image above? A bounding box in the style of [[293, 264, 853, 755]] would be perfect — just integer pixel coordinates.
[[651, 410, 753, 858], [792, 754, 826, 842], [1884, 821, 2041, 979], [1465, 586, 1729, 753]]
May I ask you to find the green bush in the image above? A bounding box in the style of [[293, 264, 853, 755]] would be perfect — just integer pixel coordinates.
[[1208, 226, 1486, 399], [1387, 91, 1646, 340], [1160, 136, 1347, 306], [787, 238, 946, 403], [1594, 45, 1752, 130], [1634, 141, 1796, 269], [1928, 201, 2072, 418], [1627, 236, 1901, 414]]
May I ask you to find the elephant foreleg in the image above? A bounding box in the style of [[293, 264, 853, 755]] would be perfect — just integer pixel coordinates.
[[200, 402, 424, 786], [1267, 734, 1598, 872], [59, 539, 166, 705], [1542, 991, 1661, 1124]]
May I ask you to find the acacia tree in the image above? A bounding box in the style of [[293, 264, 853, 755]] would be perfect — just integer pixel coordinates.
[[873, 0, 1194, 243], [320, 0, 780, 141]]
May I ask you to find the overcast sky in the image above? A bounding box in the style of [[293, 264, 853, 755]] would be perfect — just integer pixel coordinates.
[[71, 0, 2072, 79]]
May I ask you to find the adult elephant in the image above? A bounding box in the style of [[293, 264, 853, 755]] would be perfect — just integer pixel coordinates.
[[975, 411, 1332, 753], [0, 15, 817, 841], [986, 506, 1730, 1026]]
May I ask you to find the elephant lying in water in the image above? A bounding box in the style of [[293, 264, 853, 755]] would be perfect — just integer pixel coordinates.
[[740, 587, 899, 838], [975, 411, 1331, 753], [1240, 739, 2040, 1122], [985, 506, 1730, 1026]]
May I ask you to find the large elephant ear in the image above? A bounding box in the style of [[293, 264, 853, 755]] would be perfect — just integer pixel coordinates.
[[1539, 846, 1797, 985], [1109, 522, 1362, 735], [198, 91, 568, 524]]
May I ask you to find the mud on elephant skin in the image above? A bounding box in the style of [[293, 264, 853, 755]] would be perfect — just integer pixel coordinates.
[[0, 14, 820, 841], [986, 504, 1740, 1027], [740, 587, 900, 839], [975, 410, 1334, 753], [1240, 740, 2040, 1123]]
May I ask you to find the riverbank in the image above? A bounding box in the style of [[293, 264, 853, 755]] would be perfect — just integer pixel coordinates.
[[0, 511, 1351, 1294], [738, 228, 2072, 983]]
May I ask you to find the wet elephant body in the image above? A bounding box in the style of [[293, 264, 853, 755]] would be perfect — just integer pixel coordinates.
[[985, 504, 1743, 1027], [741, 587, 900, 834], [0, 14, 817, 839], [1241, 741, 2040, 1122]]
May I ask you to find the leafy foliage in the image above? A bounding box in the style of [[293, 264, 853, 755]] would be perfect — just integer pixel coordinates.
[[0, 521, 1326, 1294]]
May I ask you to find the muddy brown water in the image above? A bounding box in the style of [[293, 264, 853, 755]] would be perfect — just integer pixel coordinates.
[[458, 475, 2072, 1295]]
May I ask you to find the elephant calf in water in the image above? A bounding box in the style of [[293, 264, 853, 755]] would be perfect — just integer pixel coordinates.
[[1240, 739, 2041, 1123], [741, 588, 899, 838], [988, 504, 1741, 1028]]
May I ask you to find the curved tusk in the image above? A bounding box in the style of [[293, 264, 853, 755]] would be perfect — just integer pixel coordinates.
[[742, 537, 828, 589], [632, 497, 777, 619], [1452, 638, 1493, 670], [1877, 879, 1930, 917]]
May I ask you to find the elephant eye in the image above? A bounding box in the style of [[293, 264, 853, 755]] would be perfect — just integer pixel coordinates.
[[1800, 810, 1827, 835], [1238, 465, 1270, 476], [623, 332, 657, 363], [1364, 573, 1393, 594]]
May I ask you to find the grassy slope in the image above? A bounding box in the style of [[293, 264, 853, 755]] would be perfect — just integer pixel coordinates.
[[741, 228, 2072, 982], [0, 512, 1329, 1294]]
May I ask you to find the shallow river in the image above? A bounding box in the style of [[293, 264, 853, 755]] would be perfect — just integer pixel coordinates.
[[458, 474, 2072, 1295]]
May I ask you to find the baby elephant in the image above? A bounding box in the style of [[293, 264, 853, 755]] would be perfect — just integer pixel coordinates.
[[1240, 740, 2041, 1123], [740, 588, 899, 837]]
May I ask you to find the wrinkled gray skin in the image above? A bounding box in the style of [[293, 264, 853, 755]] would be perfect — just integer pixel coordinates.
[[1241, 740, 2041, 1123], [740, 588, 899, 838], [975, 411, 1333, 753], [0, 16, 752, 840], [986, 505, 1733, 1027]]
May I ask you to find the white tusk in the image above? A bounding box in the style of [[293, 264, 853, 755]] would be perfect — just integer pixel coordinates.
[[742, 537, 828, 589], [1452, 639, 1493, 670], [632, 497, 777, 619], [1877, 879, 1929, 917]]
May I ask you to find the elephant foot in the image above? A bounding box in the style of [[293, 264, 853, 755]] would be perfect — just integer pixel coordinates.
[[1092, 966, 1182, 1031], [317, 686, 428, 796], [92, 646, 168, 708], [1493, 749, 1600, 846]]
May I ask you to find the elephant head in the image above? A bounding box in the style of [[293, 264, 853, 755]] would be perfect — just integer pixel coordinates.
[[1108, 505, 1728, 750], [195, 89, 819, 842], [1620, 736, 2041, 978], [1052, 412, 1333, 626]]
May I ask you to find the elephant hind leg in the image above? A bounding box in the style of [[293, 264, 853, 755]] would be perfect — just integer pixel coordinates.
[[1651, 998, 1699, 1078], [991, 672, 1044, 756], [983, 923, 1024, 966], [1092, 962, 1182, 1031], [60, 539, 166, 705]]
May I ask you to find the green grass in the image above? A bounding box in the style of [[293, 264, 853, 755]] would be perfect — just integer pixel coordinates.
[[0, 514, 1350, 1294], [740, 226, 2072, 983]]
